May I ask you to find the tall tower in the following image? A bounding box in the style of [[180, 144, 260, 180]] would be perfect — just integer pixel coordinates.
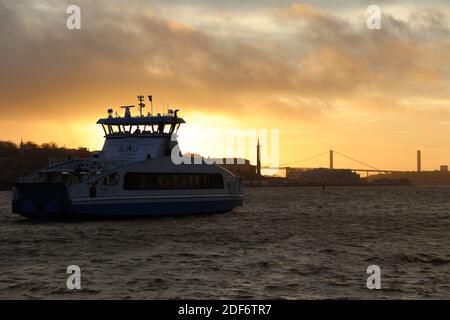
[[19, 139, 24, 178], [417, 150, 421, 172], [330, 149, 334, 169], [256, 139, 261, 177]]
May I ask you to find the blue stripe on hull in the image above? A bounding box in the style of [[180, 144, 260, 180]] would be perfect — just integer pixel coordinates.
[[15, 199, 243, 218], [72, 199, 243, 216]]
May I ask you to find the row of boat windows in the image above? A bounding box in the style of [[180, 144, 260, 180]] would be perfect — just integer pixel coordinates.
[[102, 124, 179, 136], [103, 172, 224, 190]]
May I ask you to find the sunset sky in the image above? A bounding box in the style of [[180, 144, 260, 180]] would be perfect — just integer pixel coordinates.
[[1, 0, 450, 170]]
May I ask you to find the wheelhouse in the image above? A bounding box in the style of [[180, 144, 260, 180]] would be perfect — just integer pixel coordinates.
[[97, 113, 185, 137]]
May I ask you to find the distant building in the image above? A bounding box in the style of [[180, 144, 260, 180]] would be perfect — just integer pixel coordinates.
[[440, 165, 448, 172], [368, 170, 450, 185], [256, 139, 261, 177], [216, 158, 258, 180], [371, 178, 412, 186], [286, 168, 360, 185]]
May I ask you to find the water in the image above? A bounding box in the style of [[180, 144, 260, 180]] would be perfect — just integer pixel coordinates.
[[0, 186, 449, 299]]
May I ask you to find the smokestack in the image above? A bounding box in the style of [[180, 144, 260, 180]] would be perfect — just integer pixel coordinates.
[[330, 150, 334, 169], [417, 150, 421, 172]]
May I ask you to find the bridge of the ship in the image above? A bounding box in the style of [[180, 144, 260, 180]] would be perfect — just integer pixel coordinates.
[[97, 115, 186, 136]]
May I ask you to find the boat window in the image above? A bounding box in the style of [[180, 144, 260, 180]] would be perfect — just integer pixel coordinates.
[[123, 173, 224, 190], [110, 125, 121, 134], [133, 127, 141, 135], [103, 172, 119, 185], [43, 172, 71, 184]]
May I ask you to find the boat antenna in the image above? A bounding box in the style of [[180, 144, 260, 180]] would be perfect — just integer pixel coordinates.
[[137, 95, 145, 117], [148, 95, 153, 116], [121, 105, 135, 117]]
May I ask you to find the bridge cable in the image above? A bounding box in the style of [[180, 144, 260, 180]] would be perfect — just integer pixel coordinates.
[[333, 150, 381, 171], [280, 151, 329, 167]]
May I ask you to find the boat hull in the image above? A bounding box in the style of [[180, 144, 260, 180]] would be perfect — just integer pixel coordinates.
[[71, 197, 243, 216], [12, 192, 243, 218]]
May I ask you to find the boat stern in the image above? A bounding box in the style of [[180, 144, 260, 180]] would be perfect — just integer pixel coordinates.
[[12, 183, 71, 218]]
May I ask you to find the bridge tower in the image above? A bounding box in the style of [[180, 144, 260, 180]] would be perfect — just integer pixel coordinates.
[[330, 150, 334, 169]]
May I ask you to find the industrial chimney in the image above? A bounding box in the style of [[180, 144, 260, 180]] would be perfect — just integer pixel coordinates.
[[417, 150, 421, 172]]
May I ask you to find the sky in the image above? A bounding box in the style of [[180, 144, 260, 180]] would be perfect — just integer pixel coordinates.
[[1, 0, 450, 170]]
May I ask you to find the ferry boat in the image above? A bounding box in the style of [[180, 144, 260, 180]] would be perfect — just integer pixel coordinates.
[[11, 96, 244, 218]]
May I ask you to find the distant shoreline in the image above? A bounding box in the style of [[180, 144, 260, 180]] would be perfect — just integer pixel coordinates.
[[243, 184, 415, 188], [0, 185, 12, 192], [6, 184, 450, 192], [6, 182, 450, 192]]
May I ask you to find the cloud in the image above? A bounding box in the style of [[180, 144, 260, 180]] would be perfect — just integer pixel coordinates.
[[0, 0, 449, 130], [277, 3, 450, 99]]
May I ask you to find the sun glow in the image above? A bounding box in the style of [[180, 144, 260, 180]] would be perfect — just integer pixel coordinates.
[[177, 111, 242, 158]]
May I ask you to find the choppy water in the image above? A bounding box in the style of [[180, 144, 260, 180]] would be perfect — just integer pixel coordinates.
[[0, 186, 449, 299]]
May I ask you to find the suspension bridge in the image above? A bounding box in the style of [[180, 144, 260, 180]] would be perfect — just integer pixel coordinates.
[[263, 149, 414, 176]]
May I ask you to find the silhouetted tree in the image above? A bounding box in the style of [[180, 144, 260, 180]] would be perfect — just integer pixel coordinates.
[[0, 140, 91, 188], [41, 142, 58, 149], [23, 141, 38, 150]]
